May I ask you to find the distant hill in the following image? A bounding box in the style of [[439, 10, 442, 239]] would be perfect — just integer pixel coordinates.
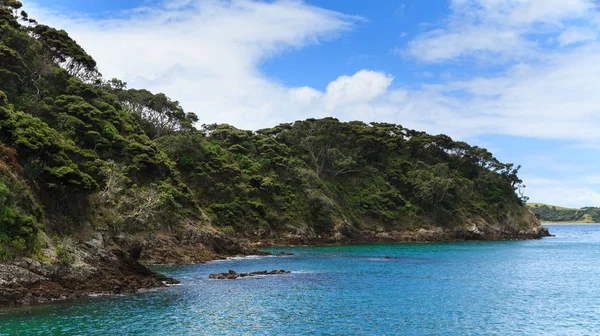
[[527, 203, 600, 223]]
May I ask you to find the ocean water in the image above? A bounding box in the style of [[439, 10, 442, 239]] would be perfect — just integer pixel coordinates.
[[1, 224, 600, 335]]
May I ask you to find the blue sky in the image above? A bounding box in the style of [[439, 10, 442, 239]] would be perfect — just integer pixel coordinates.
[[27, 0, 600, 207]]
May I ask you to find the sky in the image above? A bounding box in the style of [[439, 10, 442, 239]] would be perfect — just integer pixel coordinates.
[[23, 0, 600, 208]]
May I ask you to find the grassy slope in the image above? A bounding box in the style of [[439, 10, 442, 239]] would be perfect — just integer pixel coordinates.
[[527, 203, 576, 210], [527, 203, 600, 223]]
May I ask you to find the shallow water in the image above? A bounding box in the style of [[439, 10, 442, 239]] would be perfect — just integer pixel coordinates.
[[1, 225, 599, 335]]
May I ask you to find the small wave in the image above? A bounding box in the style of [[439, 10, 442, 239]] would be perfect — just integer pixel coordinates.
[[87, 293, 109, 298], [226, 255, 278, 260], [87, 293, 126, 298], [164, 282, 182, 287]]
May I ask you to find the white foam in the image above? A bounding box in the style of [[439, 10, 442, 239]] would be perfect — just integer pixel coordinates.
[[226, 255, 278, 260]]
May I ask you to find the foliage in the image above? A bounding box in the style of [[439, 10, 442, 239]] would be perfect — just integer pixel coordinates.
[[0, 172, 39, 261], [31, 24, 100, 81], [110, 85, 199, 139], [154, 118, 527, 236], [54, 240, 75, 265], [0, 2, 533, 254]]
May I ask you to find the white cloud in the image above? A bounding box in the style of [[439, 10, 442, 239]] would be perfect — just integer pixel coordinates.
[[323, 70, 393, 110], [522, 176, 600, 208], [392, 0, 600, 144], [27, 0, 358, 129], [408, 0, 598, 62], [558, 27, 597, 46], [407, 27, 534, 62], [583, 175, 600, 185], [421, 45, 600, 140], [451, 0, 593, 25], [289, 87, 323, 106]]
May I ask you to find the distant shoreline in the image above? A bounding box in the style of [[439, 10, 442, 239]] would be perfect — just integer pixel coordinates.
[[543, 222, 600, 225]]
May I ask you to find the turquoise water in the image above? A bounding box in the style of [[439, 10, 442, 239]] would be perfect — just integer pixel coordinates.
[[1, 225, 600, 335]]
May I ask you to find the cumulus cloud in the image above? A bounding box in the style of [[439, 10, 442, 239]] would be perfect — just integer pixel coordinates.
[[323, 70, 393, 110]]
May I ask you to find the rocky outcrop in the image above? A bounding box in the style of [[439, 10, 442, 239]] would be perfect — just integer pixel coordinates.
[[0, 236, 178, 306], [118, 224, 265, 265], [0, 223, 266, 306], [209, 269, 291, 280]]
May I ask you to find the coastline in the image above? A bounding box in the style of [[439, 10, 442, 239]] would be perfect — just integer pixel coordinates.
[[0, 221, 551, 307], [250, 224, 552, 247], [543, 222, 600, 225]]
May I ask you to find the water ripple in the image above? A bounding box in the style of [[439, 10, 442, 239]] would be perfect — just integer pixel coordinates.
[[1, 225, 599, 335]]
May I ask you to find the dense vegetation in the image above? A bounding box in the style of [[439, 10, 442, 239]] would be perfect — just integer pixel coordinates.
[[528, 204, 600, 223], [0, 1, 532, 260]]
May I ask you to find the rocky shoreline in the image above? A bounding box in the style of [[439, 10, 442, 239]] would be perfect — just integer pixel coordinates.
[[0, 225, 257, 307], [251, 224, 552, 247], [0, 217, 550, 307], [0, 246, 178, 307]]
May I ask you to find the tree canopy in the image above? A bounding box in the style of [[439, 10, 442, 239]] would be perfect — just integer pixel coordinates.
[[0, 2, 533, 259]]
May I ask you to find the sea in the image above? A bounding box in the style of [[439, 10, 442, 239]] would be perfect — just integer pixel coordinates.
[[1, 224, 599, 335]]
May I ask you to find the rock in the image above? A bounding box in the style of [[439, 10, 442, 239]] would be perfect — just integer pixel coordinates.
[[209, 269, 291, 280], [276, 252, 294, 256], [0, 240, 179, 307]]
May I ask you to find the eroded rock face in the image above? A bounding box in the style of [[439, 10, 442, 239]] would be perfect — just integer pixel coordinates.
[[209, 270, 291, 280], [0, 224, 266, 306], [118, 225, 264, 265], [0, 236, 178, 307]]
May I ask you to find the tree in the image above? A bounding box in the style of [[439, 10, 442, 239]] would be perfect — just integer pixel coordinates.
[[0, 0, 23, 27], [31, 25, 100, 81], [117, 89, 197, 138]]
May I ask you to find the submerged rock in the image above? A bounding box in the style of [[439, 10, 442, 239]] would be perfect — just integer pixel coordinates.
[[209, 269, 291, 280]]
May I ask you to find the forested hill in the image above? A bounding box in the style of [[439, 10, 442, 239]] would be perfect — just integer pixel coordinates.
[[0, 0, 544, 263], [528, 204, 600, 223]]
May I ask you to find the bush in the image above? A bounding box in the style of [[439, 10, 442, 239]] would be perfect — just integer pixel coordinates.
[[0, 181, 39, 261]]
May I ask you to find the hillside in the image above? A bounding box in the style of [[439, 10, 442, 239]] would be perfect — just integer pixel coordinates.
[[0, 1, 548, 305], [528, 203, 600, 223]]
